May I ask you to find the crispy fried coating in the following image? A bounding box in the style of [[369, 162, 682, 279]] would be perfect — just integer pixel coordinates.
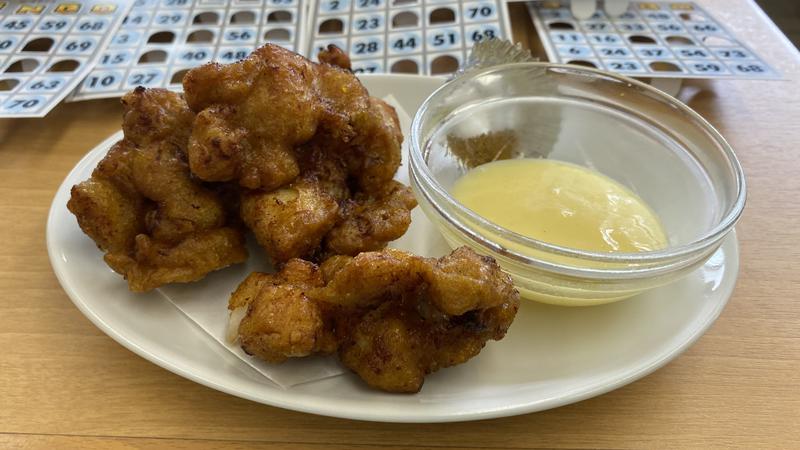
[[183, 45, 318, 190], [68, 88, 247, 292], [183, 44, 403, 192], [325, 180, 417, 256], [68, 140, 145, 255], [183, 45, 317, 190], [240, 179, 340, 263], [183, 44, 412, 262], [121, 87, 194, 148], [70, 45, 416, 291], [228, 247, 520, 392], [104, 228, 246, 292], [296, 145, 350, 203], [346, 97, 404, 192], [239, 169, 416, 263], [230, 260, 337, 362], [237, 144, 349, 263]]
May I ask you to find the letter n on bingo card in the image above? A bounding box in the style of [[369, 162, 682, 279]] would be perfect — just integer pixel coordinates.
[[0, 0, 130, 117], [309, 0, 511, 75]]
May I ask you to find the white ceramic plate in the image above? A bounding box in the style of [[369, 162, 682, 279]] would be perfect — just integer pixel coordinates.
[[47, 74, 739, 423]]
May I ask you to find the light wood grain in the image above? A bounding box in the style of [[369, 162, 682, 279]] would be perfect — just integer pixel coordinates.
[[0, 435, 465, 450], [1, 0, 799, 448]]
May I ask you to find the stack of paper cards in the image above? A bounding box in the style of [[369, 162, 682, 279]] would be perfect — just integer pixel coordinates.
[[529, 1, 778, 79], [71, 0, 308, 100], [0, 0, 781, 117], [0, 0, 129, 117]]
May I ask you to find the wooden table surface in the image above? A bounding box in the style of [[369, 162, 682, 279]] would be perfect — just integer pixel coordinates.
[[2, 0, 799, 448]]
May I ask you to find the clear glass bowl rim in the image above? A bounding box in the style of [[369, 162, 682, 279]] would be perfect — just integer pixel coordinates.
[[409, 62, 747, 269]]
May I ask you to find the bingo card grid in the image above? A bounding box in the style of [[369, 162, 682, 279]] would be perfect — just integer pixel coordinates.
[[71, 0, 309, 100], [0, 0, 130, 117], [529, 1, 779, 79], [309, 0, 511, 75]]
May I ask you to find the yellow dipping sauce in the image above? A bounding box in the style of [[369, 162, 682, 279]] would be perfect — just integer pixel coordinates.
[[451, 159, 668, 254]]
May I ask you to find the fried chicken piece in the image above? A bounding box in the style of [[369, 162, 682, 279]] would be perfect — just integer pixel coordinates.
[[240, 172, 416, 264], [183, 45, 319, 190], [121, 87, 194, 148], [228, 247, 520, 393], [68, 140, 145, 255], [238, 134, 414, 264], [240, 179, 340, 263], [313, 247, 516, 316], [183, 44, 403, 192], [237, 144, 348, 264], [229, 260, 338, 362], [325, 180, 417, 256], [240, 165, 416, 263], [182, 44, 412, 262], [68, 88, 247, 292]]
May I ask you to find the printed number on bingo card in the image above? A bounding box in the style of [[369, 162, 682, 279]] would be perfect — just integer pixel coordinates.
[[86, 73, 119, 89], [355, 17, 381, 31], [353, 39, 381, 56], [323, 0, 346, 12], [27, 79, 63, 91], [181, 49, 210, 62], [219, 49, 250, 63], [38, 19, 71, 31], [616, 23, 645, 32], [608, 61, 641, 71], [638, 48, 666, 57], [63, 39, 96, 53], [356, 0, 381, 9], [100, 52, 130, 65], [716, 49, 749, 59], [691, 62, 722, 73], [352, 62, 380, 73], [734, 63, 765, 73], [391, 36, 418, 52], [0, 38, 15, 50], [77, 19, 107, 32], [430, 31, 458, 47], [4, 97, 43, 111], [3, 18, 33, 31], [583, 22, 609, 31], [471, 28, 497, 42], [466, 5, 494, 20], [155, 13, 185, 26], [225, 29, 254, 42]]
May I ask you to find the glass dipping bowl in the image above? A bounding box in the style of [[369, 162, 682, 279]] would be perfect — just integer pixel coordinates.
[[409, 63, 746, 306]]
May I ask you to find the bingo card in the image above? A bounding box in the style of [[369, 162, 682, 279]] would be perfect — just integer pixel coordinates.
[[71, 0, 308, 100], [0, 0, 130, 117], [309, 0, 511, 75], [529, 1, 778, 79]]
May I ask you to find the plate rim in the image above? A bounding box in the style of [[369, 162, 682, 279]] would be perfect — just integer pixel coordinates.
[[47, 73, 739, 423]]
